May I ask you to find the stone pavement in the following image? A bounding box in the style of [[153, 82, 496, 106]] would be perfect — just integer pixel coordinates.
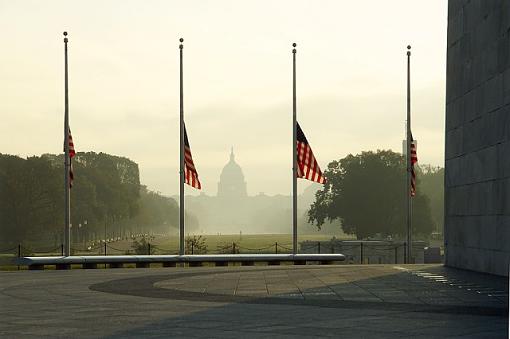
[[0, 264, 508, 338]]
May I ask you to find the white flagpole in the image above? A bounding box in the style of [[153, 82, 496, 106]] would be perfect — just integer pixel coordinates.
[[179, 38, 185, 256], [292, 43, 298, 255], [406, 45, 412, 263], [63, 32, 71, 257]]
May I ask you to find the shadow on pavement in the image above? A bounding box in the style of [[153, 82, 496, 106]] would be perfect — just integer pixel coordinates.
[[90, 265, 508, 338]]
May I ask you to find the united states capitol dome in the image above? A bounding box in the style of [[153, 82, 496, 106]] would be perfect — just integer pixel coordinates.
[[217, 147, 247, 198]]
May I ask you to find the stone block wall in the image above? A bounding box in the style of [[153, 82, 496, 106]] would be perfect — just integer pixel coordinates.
[[445, 0, 510, 276]]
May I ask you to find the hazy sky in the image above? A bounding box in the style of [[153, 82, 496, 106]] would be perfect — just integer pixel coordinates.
[[0, 0, 447, 196]]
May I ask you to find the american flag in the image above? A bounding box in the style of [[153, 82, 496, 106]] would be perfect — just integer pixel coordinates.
[[410, 133, 417, 197], [183, 124, 201, 190], [68, 129, 76, 158], [296, 122, 326, 184], [66, 128, 76, 188]]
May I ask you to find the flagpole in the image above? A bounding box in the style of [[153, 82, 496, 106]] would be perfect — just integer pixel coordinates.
[[63, 31, 71, 257], [406, 45, 412, 264], [292, 43, 298, 255], [179, 38, 185, 256]]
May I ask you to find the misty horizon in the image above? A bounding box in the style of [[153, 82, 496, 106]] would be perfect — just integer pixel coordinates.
[[1, 0, 447, 197]]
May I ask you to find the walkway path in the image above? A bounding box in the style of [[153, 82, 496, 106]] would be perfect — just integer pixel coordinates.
[[0, 264, 507, 338]]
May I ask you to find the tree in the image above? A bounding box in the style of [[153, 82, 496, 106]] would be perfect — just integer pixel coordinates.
[[418, 166, 444, 234], [0, 152, 192, 248], [0, 154, 62, 245], [308, 150, 434, 239], [135, 186, 180, 234], [185, 235, 207, 254], [131, 236, 154, 255]]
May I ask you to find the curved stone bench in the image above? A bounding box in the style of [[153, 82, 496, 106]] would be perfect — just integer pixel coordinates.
[[15, 254, 346, 270]]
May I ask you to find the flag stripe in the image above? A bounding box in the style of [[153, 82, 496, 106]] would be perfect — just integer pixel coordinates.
[[65, 128, 76, 188], [296, 122, 326, 184], [410, 138, 417, 197], [183, 123, 201, 190]]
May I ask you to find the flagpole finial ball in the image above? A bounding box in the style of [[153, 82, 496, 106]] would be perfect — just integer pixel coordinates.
[[63, 31, 68, 36], [407, 45, 411, 50], [180, 38, 184, 42], [292, 43, 296, 47]]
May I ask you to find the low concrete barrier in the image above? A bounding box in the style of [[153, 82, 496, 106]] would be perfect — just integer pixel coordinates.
[[16, 254, 345, 270]]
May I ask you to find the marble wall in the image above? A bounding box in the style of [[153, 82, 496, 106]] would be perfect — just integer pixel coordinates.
[[445, 0, 510, 276]]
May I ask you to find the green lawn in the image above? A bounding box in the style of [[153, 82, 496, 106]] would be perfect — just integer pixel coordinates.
[[151, 233, 347, 254]]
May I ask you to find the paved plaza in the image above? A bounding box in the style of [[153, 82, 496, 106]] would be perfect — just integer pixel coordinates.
[[0, 264, 508, 338]]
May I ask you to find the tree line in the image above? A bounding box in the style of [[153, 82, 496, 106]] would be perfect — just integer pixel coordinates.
[[308, 150, 443, 240], [0, 149, 443, 248], [0, 152, 197, 248]]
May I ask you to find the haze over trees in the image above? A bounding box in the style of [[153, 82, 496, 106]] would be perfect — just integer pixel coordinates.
[[0, 149, 443, 248], [418, 166, 444, 233], [0, 152, 196, 247], [308, 150, 436, 240]]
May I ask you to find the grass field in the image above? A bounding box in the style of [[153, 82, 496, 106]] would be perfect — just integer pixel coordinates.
[[152, 233, 343, 253], [0, 233, 346, 270]]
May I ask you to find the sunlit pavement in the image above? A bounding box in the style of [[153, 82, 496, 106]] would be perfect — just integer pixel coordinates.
[[0, 264, 507, 338]]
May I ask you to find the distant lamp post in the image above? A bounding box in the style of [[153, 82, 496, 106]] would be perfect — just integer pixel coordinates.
[[69, 223, 73, 247], [78, 223, 82, 245], [83, 220, 88, 245]]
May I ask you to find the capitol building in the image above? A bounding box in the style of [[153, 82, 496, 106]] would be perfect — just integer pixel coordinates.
[[183, 148, 325, 234], [217, 148, 247, 199]]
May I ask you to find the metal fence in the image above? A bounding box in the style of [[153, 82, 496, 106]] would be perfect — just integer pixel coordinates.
[[1, 240, 427, 265], [299, 240, 426, 264]]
